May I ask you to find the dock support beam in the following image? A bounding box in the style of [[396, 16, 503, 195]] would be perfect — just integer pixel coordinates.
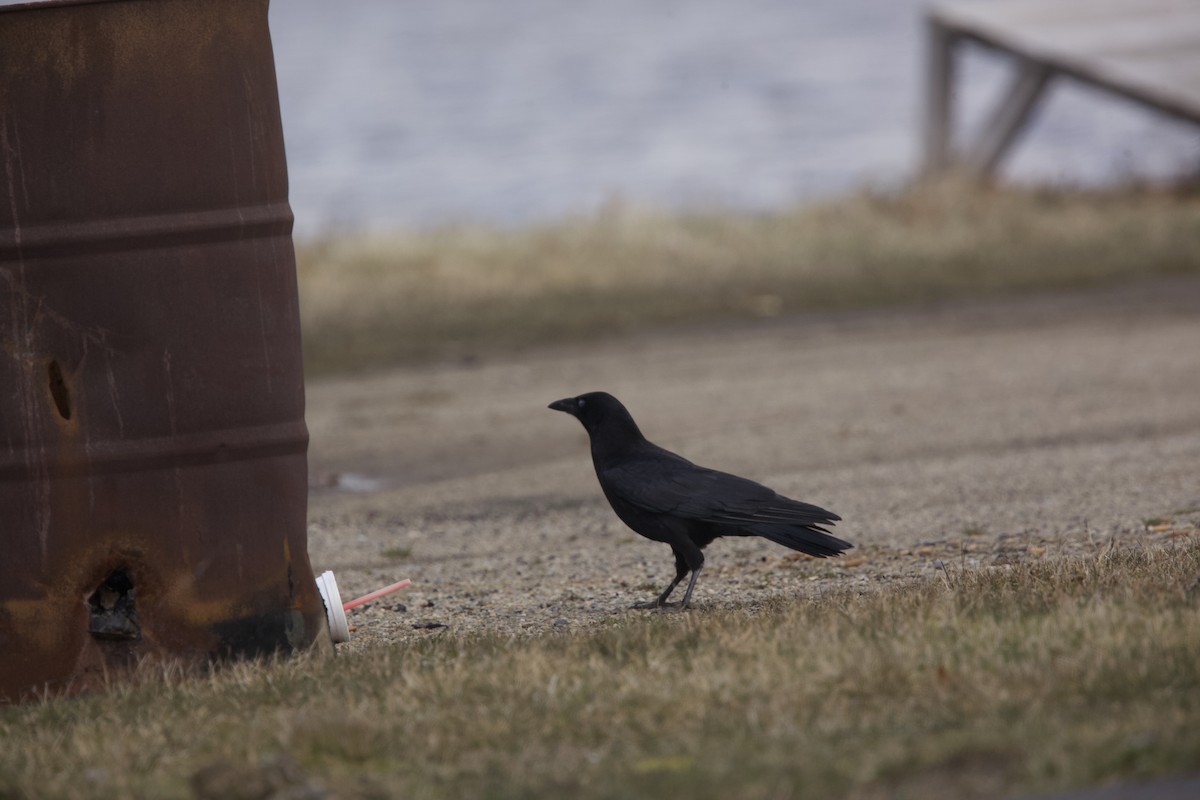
[[964, 59, 1052, 177], [922, 17, 1053, 179], [922, 18, 958, 174]]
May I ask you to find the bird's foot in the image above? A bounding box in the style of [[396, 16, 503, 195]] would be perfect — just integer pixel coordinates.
[[630, 600, 686, 611]]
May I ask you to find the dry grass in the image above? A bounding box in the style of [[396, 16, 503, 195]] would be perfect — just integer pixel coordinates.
[[296, 178, 1200, 374], [4, 541, 1200, 799]]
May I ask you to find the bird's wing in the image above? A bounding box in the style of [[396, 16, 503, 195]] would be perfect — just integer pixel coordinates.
[[601, 451, 840, 528]]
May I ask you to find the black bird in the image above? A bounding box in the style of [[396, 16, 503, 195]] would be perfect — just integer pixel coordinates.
[[549, 391, 850, 609]]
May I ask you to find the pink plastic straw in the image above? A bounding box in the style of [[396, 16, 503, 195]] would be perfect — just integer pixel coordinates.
[[342, 579, 412, 611]]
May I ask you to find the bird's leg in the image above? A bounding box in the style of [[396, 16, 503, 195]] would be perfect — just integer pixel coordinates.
[[630, 572, 686, 609], [630, 579, 684, 609], [678, 565, 702, 608], [631, 548, 689, 609], [673, 539, 705, 609]]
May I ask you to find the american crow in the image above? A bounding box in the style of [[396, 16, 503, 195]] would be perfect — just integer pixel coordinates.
[[549, 391, 850, 609]]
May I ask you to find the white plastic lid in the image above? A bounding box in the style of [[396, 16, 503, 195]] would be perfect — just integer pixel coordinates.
[[314, 570, 351, 643]]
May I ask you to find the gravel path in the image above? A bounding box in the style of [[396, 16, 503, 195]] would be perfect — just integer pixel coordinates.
[[303, 277, 1200, 652]]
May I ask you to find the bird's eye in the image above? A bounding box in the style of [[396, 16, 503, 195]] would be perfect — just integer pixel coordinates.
[[577, 398, 586, 408]]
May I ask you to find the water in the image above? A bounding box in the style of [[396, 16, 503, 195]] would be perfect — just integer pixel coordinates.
[[268, 0, 1199, 237]]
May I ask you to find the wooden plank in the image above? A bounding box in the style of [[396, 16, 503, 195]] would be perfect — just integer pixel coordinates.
[[1109, 49, 1200, 90], [933, 3, 1200, 63], [1099, 49, 1200, 110], [930, 0, 1200, 123], [1072, 61, 1200, 125], [932, 0, 1193, 32], [1015, 13, 1200, 59]]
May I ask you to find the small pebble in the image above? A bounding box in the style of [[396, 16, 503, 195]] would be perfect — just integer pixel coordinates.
[[413, 621, 448, 630]]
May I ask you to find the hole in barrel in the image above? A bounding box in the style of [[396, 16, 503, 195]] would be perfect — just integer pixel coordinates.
[[88, 568, 141, 641], [47, 360, 71, 420]]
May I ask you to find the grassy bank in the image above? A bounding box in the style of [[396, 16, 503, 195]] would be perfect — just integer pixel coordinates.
[[296, 179, 1200, 375], [4, 541, 1199, 799]]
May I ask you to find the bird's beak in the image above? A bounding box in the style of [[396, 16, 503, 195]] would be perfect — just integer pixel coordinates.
[[548, 397, 577, 415]]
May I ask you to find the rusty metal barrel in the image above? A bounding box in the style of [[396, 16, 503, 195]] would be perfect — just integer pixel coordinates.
[[0, 0, 326, 702]]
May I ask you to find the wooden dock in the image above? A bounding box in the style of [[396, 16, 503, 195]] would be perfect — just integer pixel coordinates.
[[923, 0, 1200, 177]]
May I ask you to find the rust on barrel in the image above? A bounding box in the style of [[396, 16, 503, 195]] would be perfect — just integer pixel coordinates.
[[0, 0, 326, 702]]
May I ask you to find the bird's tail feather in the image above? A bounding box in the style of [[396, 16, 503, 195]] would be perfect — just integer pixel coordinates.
[[748, 522, 852, 558]]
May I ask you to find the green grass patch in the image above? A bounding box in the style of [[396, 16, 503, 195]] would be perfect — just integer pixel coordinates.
[[296, 178, 1200, 375], [4, 542, 1200, 798]]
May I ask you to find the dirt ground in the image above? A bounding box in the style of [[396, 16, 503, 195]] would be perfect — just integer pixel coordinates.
[[303, 276, 1200, 652]]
